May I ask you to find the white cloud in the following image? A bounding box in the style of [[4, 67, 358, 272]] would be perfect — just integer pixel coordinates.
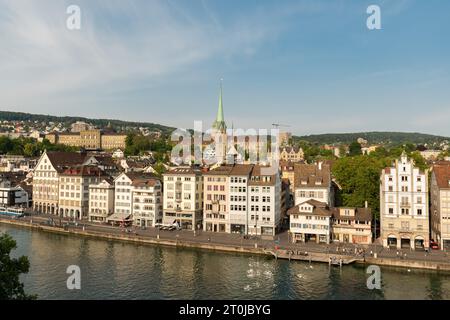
[[0, 0, 281, 108]]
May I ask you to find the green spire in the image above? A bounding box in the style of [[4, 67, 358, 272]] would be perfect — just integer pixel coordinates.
[[212, 79, 227, 132], [217, 81, 224, 122]]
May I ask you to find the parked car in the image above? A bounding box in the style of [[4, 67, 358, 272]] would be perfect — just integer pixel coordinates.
[[430, 240, 439, 250]]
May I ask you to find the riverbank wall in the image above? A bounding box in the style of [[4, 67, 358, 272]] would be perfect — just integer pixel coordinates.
[[2, 219, 450, 272]]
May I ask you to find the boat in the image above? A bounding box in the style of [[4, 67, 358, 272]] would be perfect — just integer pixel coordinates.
[[0, 206, 25, 218]]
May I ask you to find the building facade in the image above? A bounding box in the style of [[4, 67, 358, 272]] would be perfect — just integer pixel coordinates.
[[114, 172, 162, 227], [202, 164, 282, 236], [331, 206, 372, 245], [46, 130, 126, 151], [32, 151, 86, 214], [293, 162, 334, 207], [247, 166, 281, 236], [203, 165, 233, 233], [380, 152, 429, 250], [288, 200, 332, 244], [0, 179, 29, 207], [58, 166, 105, 220], [163, 167, 203, 230], [88, 179, 115, 223], [132, 178, 162, 227], [431, 163, 450, 250], [280, 146, 304, 162]]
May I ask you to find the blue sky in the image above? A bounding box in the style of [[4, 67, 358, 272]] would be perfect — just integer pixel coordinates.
[[1, 0, 450, 136]]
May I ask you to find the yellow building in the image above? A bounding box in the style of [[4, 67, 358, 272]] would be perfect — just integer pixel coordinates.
[[46, 130, 126, 151]]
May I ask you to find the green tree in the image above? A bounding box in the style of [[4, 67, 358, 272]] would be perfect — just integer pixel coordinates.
[[348, 141, 362, 156], [23, 143, 38, 157], [0, 233, 36, 300], [332, 156, 387, 219]]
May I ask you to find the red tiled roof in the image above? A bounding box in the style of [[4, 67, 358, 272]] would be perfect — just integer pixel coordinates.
[[433, 164, 450, 189]]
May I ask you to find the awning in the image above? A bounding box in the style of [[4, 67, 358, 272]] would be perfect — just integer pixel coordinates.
[[107, 213, 132, 222]]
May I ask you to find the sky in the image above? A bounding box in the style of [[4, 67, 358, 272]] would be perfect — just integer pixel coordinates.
[[1, 0, 450, 136]]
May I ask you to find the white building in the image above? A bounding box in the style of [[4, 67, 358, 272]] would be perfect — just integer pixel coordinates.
[[112, 149, 124, 159], [202, 164, 282, 236], [163, 167, 203, 230], [288, 200, 332, 244], [247, 165, 281, 236], [380, 152, 429, 250], [114, 172, 162, 227], [131, 177, 162, 227], [114, 172, 135, 219], [0, 179, 29, 207], [229, 165, 253, 234], [89, 178, 115, 223]]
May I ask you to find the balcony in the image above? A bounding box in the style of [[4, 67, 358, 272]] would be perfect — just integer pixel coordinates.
[[400, 202, 410, 208]]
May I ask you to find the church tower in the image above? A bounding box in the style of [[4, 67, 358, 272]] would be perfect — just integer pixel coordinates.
[[212, 80, 227, 133], [211, 80, 228, 164]]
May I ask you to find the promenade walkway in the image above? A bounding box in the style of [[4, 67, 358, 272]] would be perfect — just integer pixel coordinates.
[[1, 212, 449, 268]]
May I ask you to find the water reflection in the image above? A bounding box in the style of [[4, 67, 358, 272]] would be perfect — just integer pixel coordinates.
[[1, 225, 449, 300]]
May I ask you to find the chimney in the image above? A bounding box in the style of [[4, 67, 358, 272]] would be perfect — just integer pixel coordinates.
[[365, 201, 368, 208]]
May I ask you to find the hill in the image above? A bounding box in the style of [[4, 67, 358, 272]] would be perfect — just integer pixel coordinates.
[[0, 110, 175, 135], [293, 131, 450, 146]]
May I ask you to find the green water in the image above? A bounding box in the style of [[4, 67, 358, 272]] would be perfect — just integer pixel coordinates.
[[1, 224, 449, 300]]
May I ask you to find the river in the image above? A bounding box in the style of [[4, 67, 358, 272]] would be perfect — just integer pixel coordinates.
[[1, 224, 449, 300]]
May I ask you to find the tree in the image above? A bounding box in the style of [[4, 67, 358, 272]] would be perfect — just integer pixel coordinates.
[[332, 156, 387, 220], [0, 233, 36, 300], [348, 141, 362, 156]]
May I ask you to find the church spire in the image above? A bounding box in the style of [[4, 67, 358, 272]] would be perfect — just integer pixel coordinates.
[[212, 79, 227, 133]]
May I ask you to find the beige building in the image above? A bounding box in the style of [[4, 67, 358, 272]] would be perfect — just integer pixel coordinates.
[[431, 163, 450, 250], [89, 178, 115, 223], [202, 164, 282, 236], [163, 166, 204, 230], [288, 200, 332, 244], [380, 152, 429, 250], [331, 206, 372, 245], [203, 165, 233, 232], [33, 151, 86, 214], [58, 166, 106, 220], [46, 130, 126, 151], [279, 161, 295, 192], [293, 162, 334, 207], [280, 146, 304, 162], [71, 121, 95, 132]]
